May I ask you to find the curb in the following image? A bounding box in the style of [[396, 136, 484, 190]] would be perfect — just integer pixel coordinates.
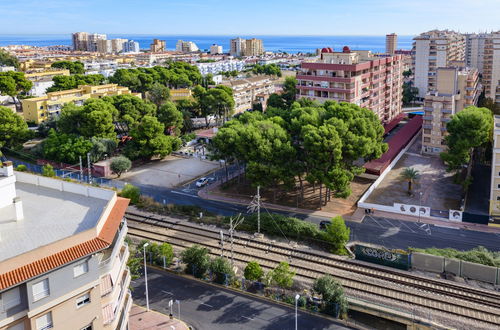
[[132, 303, 193, 330], [146, 265, 359, 329]]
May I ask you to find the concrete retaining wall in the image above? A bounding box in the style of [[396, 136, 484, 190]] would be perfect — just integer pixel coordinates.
[[461, 261, 498, 284], [411, 252, 444, 273], [411, 252, 499, 285]]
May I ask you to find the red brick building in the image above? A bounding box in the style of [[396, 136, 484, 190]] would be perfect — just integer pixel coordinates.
[[296, 47, 404, 124]]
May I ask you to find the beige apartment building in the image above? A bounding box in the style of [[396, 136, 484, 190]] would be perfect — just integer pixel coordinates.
[[296, 47, 404, 124], [72, 32, 89, 51], [222, 76, 277, 113], [386, 33, 397, 55], [413, 30, 465, 98], [22, 84, 141, 124], [490, 116, 500, 220], [421, 66, 480, 154], [150, 39, 166, 53], [24, 69, 70, 97], [465, 33, 488, 74], [0, 161, 132, 330], [243, 39, 264, 57], [483, 31, 500, 104]]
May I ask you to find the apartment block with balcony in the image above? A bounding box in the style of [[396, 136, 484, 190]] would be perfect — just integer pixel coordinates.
[[22, 84, 141, 124], [489, 116, 500, 220], [296, 47, 404, 124], [150, 39, 166, 53], [483, 32, 500, 105], [222, 76, 277, 113], [465, 33, 488, 74], [421, 67, 480, 154], [24, 69, 70, 97], [412, 30, 465, 98], [0, 161, 132, 330]]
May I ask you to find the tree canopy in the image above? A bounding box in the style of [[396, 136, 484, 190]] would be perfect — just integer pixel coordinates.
[[252, 64, 282, 77], [47, 74, 105, 92], [41, 129, 93, 164], [0, 71, 33, 110], [210, 100, 387, 204], [0, 49, 19, 69], [51, 61, 85, 74], [0, 106, 31, 148], [440, 106, 493, 171]]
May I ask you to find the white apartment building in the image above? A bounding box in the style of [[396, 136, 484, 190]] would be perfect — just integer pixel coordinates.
[[222, 76, 277, 113], [210, 44, 223, 55], [465, 33, 488, 74], [123, 40, 140, 53], [412, 30, 465, 98], [176, 40, 199, 53], [196, 60, 245, 75], [483, 32, 500, 104], [230, 38, 246, 57], [97, 39, 113, 54], [0, 162, 132, 330]]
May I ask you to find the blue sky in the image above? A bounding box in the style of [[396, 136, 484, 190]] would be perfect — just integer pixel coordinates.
[[1, 0, 499, 35]]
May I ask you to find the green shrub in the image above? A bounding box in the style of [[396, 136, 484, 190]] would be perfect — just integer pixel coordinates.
[[119, 184, 140, 204], [244, 261, 264, 281], [16, 164, 27, 172], [411, 246, 500, 267], [181, 245, 210, 278], [209, 256, 234, 284], [42, 164, 55, 177]]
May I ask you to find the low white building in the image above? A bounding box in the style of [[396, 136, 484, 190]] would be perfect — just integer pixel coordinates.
[[210, 44, 223, 55], [196, 60, 245, 75]]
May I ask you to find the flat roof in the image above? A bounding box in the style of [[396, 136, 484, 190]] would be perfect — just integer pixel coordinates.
[[0, 182, 108, 262]]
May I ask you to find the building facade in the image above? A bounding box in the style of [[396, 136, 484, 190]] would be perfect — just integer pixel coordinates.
[[490, 116, 500, 218], [196, 60, 245, 75], [210, 44, 223, 55], [24, 69, 71, 97], [386, 33, 397, 55], [0, 162, 132, 330], [222, 76, 277, 113], [87, 34, 107, 52], [175, 40, 199, 53], [72, 32, 89, 51], [296, 47, 404, 124], [150, 39, 166, 53], [412, 30, 465, 98], [421, 66, 480, 154], [483, 32, 500, 104], [243, 38, 264, 57], [465, 33, 488, 74], [22, 84, 141, 123], [123, 40, 140, 53], [230, 38, 246, 57]]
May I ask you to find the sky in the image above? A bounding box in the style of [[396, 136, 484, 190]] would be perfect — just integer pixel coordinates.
[[0, 0, 499, 35]]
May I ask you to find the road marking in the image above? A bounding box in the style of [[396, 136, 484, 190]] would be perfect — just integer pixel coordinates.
[[198, 302, 213, 308], [171, 190, 196, 197], [162, 290, 173, 295], [367, 216, 385, 228], [241, 316, 253, 321], [399, 220, 417, 233]]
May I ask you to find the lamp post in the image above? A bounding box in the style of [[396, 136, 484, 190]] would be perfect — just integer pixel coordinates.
[[143, 242, 150, 311], [419, 191, 423, 223], [295, 294, 300, 330]]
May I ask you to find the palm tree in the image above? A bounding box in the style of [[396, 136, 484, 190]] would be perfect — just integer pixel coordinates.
[[401, 167, 419, 196]]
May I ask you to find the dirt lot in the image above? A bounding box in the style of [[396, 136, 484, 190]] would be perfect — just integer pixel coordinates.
[[214, 175, 374, 216], [119, 155, 220, 188], [365, 133, 462, 211]]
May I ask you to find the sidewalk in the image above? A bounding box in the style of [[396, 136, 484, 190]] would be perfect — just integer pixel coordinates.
[[199, 180, 500, 234], [129, 304, 190, 330]]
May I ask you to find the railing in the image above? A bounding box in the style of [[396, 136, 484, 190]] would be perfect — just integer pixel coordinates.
[[33, 289, 50, 302]]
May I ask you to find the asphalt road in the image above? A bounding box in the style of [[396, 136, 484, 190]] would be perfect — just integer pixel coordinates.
[[131, 268, 350, 330], [119, 163, 500, 252]]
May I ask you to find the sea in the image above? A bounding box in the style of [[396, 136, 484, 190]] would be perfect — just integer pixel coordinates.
[[0, 34, 414, 54]]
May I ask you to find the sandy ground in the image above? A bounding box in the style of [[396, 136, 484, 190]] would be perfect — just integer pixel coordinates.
[[120, 155, 219, 188]]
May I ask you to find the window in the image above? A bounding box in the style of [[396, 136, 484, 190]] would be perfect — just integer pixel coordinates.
[[36, 312, 53, 330], [32, 279, 50, 301], [76, 293, 91, 308], [7, 322, 25, 330], [423, 137, 431, 143], [1, 286, 21, 311], [497, 196, 500, 201], [80, 325, 92, 330], [73, 261, 89, 278]]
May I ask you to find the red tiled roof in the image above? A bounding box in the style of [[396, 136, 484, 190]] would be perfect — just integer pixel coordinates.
[[364, 115, 422, 175], [0, 197, 130, 291]]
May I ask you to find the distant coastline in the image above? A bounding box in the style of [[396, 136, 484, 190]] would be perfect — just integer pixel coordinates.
[[0, 34, 414, 53]]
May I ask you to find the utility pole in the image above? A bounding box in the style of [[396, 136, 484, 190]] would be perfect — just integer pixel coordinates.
[[229, 214, 244, 267], [220, 230, 224, 257], [257, 186, 261, 235], [79, 156, 83, 181], [86, 152, 92, 184]]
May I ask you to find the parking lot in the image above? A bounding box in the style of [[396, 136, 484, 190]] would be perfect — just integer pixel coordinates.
[[119, 155, 220, 189]]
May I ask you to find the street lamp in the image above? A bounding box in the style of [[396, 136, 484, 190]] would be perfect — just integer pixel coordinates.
[[143, 242, 150, 312], [419, 191, 423, 223], [295, 294, 300, 330]]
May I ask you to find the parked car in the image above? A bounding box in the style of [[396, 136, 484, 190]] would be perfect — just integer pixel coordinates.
[[319, 220, 331, 230], [195, 177, 209, 187]]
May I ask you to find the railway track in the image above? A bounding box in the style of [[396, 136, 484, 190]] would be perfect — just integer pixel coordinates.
[[125, 211, 500, 327]]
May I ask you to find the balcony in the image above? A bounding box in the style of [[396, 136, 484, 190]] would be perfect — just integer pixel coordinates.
[[441, 109, 452, 114], [423, 124, 433, 129], [441, 117, 451, 123], [423, 115, 433, 121]]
